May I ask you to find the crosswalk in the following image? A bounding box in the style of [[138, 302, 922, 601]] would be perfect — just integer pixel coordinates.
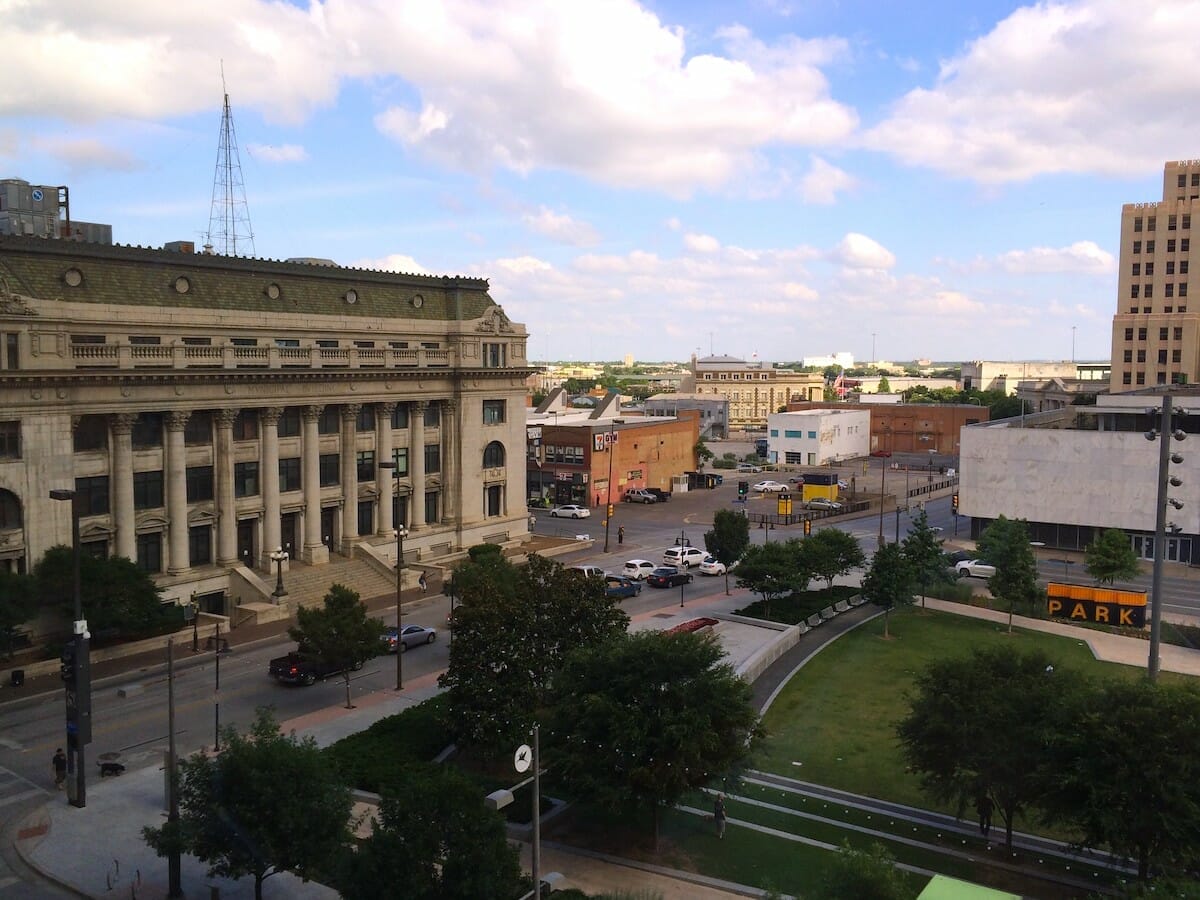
[[0, 765, 72, 899], [0, 765, 46, 814]]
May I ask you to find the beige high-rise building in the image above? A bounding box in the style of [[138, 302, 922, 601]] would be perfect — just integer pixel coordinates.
[[680, 355, 824, 431], [1110, 160, 1200, 393]]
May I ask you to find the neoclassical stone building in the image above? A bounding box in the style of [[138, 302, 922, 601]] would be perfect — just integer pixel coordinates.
[[0, 234, 530, 614]]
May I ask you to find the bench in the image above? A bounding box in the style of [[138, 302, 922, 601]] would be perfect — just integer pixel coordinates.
[[848, 594, 867, 607], [819, 606, 838, 621], [796, 622, 811, 635], [805, 614, 823, 628], [833, 599, 851, 613]]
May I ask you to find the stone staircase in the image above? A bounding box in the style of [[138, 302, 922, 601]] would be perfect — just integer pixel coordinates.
[[278, 556, 401, 612]]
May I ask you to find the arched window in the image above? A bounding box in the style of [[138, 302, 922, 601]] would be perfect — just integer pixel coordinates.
[[0, 489, 22, 530], [483, 441, 505, 468]]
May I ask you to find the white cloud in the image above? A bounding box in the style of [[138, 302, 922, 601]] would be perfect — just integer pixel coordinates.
[[865, 0, 1200, 183], [352, 253, 432, 274], [800, 155, 855, 204], [521, 207, 600, 246], [995, 240, 1116, 274], [31, 136, 141, 174], [684, 233, 721, 253], [832, 233, 896, 270], [247, 143, 308, 163]]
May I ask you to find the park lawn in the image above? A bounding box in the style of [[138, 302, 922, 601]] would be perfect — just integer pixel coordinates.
[[755, 606, 1167, 811]]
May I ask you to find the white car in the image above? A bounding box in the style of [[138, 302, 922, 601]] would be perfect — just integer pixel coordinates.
[[736, 463, 763, 474], [837, 479, 849, 489], [550, 504, 591, 519], [807, 498, 843, 511], [622, 559, 657, 580], [699, 555, 728, 576], [753, 480, 788, 493], [955, 560, 996, 579], [663, 546, 706, 568]]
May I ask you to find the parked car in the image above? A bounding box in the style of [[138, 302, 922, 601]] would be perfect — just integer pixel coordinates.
[[569, 564, 607, 579], [604, 575, 643, 600], [736, 463, 763, 474], [699, 555, 728, 576], [647, 566, 694, 588], [622, 559, 657, 580], [646, 487, 672, 503], [624, 489, 657, 504], [663, 546, 706, 568], [807, 498, 843, 511], [837, 479, 849, 489], [381, 623, 437, 653], [753, 480, 788, 493], [943, 549, 975, 566], [268, 650, 362, 686], [787, 475, 805, 484], [955, 560, 996, 579], [870, 450, 892, 458], [550, 504, 590, 519]]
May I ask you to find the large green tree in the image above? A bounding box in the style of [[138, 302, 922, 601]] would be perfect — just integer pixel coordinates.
[[1039, 678, 1200, 880], [897, 646, 1082, 851], [439, 553, 628, 751], [976, 515, 1040, 632], [800, 529, 866, 592], [735, 539, 809, 617], [546, 630, 763, 849], [704, 508, 751, 595], [333, 765, 523, 900], [0, 569, 37, 659], [34, 546, 175, 638], [902, 508, 949, 608], [143, 709, 352, 900], [1084, 528, 1141, 585], [289, 583, 383, 709], [859, 543, 914, 638]]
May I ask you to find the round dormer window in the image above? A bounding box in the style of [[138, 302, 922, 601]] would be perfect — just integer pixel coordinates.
[[174, 276, 191, 294], [345, 289, 358, 304], [63, 268, 83, 287], [265, 283, 281, 300], [412, 294, 424, 308]]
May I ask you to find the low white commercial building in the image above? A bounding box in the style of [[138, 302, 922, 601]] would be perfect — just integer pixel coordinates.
[[766, 409, 870, 467]]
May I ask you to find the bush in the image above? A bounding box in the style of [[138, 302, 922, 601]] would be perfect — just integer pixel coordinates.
[[922, 580, 975, 603], [325, 695, 453, 792], [468, 543, 504, 562], [735, 586, 859, 624], [711, 458, 737, 470]]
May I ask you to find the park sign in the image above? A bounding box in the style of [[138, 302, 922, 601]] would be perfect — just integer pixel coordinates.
[[1046, 582, 1147, 628]]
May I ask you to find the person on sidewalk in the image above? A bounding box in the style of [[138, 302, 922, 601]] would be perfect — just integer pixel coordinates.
[[617, 526, 625, 545], [713, 793, 727, 839], [418, 572, 428, 593], [52, 748, 66, 790], [975, 791, 994, 839]]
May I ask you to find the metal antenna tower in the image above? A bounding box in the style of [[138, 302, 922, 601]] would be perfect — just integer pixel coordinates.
[[205, 73, 255, 257]]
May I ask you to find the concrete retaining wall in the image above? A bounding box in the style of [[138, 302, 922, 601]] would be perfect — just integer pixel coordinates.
[[735, 625, 802, 682]]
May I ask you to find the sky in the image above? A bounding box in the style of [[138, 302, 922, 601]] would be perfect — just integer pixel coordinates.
[[3, 0, 1198, 366]]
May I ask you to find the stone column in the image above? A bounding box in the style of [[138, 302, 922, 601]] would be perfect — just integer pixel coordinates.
[[166, 410, 190, 574], [340, 404, 360, 555], [215, 409, 238, 567], [375, 402, 396, 535], [301, 405, 329, 564], [111, 413, 137, 561], [260, 407, 282, 568], [441, 399, 460, 527], [410, 401, 427, 529]]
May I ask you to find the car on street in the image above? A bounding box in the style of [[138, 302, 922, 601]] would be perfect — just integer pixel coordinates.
[[622, 559, 657, 580], [623, 489, 657, 504], [268, 650, 363, 685], [646, 487, 671, 502], [647, 566, 694, 588], [550, 504, 590, 518], [837, 479, 849, 489], [381, 623, 437, 652], [787, 475, 805, 484], [569, 564, 606, 579], [955, 560, 996, 579], [753, 480, 788, 493], [870, 450, 892, 457], [604, 575, 643, 600], [663, 546, 706, 568], [807, 498, 843, 511], [736, 463, 763, 474], [699, 555, 728, 576], [944, 549, 975, 566]]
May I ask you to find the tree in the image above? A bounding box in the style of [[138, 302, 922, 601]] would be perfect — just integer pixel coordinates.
[[34, 546, 173, 638], [143, 708, 351, 900], [439, 554, 628, 752], [546, 630, 763, 850], [902, 509, 949, 608], [1084, 528, 1140, 585], [704, 508, 750, 595], [289, 583, 383, 709], [897, 647, 1081, 851], [859, 543, 914, 638], [333, 764, 523, 900], [800, 529, 866, 592], [735, 540, 809, 617], [976, 515, 1039, 632], [876, 375, 891, 393], [694, 438, 715, 470], [0, 569, 37, 659], [812, 841, 910, 900], [1039, 678, 1200, 880]]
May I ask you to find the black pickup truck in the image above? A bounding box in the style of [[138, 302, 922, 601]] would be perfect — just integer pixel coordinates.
[[646, 487, 671, 503], [268, 650, 362, 686]]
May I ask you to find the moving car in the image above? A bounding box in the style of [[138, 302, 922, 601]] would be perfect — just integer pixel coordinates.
[[736, 463, 763, 474], [382, 623, 437, 652], [604, 575, 643, 600], [807, 498, 843, 511], [268, 650, 363, 685], [699, 555, 727, 576], [622, 559, 657, 580], [663, 546, 706, 568], [647, 566, 694, 588], [753, 480, 788, 493], [955, 560, 996, 579], [569, 564, 606, 579], [550, 504, 591, 519], [624, 489, 657, 504]]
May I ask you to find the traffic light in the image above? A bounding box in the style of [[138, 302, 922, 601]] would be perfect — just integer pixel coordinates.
[[738, 480, 749, 498], [60, 642, 77, 684], [952, 493, 960, 513], [803, 518, 812, 536], [607, 504, 614, 517]]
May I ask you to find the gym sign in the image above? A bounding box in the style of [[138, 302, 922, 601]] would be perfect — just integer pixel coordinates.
[[1046, 583, 1147, 628]]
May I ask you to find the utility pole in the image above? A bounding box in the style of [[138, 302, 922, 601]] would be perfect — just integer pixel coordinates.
[[166, 639, 182, 897]]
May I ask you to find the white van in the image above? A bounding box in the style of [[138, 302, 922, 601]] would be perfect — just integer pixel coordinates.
[[663, 546, 706, 568]]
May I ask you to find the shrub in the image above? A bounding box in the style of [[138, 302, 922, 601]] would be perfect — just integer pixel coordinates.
[[325, 695, 453, 792], [468, 543, 504, 562]]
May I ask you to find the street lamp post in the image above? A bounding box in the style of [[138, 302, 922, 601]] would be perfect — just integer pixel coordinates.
[[678, 528, 687, 608], [49, 488, 88, 809], [876, 428, 890, 548], [269, 547, 289, 599], [602, 419, 624, 553], [378, 461, 407, 691]]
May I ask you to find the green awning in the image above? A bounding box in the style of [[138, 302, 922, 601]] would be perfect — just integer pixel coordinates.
[[917, 874, 1023, 900]]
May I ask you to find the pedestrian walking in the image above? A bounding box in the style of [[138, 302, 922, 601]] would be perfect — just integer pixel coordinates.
[[617, 526, 625, 545], [975, 791, 994, 838], [713, 793, 727, 839], [418, 572, 428, 593], [52, 748, 66, 790]]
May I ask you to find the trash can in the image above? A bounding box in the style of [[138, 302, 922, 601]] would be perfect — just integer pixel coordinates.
[[10, 670, 24, 687]]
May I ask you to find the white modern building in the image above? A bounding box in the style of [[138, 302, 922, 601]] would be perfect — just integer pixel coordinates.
[[766, 409, 870, 467], [801, 351, 855, 370]]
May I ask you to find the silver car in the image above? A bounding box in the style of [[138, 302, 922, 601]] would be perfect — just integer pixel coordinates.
[[381, 623, 437, 652]]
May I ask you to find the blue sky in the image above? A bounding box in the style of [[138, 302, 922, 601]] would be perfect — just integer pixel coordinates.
[[3, 0, 1197, 365]]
